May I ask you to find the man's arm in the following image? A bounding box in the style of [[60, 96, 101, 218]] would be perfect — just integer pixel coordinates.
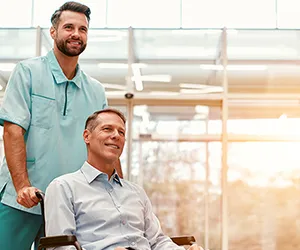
[[45, 178, 76, 237], [3, 121, 40, 208], [0, 62, 40, 208]]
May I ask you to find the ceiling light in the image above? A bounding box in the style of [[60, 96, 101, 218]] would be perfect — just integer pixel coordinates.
[[89, 36, 123, 42], [228, 65, 267, 71], [97, 63, 147, 69], [279, 114, 287, 119], [132, 75, 172, 82], [200, 64, 267, 71], [106, 91, 126, 96], [132, 63, 147, 69], [193, 114, 208, 120], [134, 105, 148, 117], [0, 63, 16, 71], [148, 91, 179, 96], [132, 66, 143, 91], [180, 87, 223, 94], [195, 105, 209, 114], [102, 83, 126, 90], [98, 63, 128, 69], [228, 47, 297, 56], [179, 83, 211, 89]]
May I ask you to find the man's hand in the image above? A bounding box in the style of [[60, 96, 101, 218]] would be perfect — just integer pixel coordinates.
[[187, 244, 205, 250], [17, 186, 41, 208]]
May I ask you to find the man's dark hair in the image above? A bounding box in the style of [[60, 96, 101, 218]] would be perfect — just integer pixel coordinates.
[[51, 1, 91, 28], [85, 108, 126, 132]]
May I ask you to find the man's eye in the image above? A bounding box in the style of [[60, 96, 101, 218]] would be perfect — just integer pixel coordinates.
[[119, 131, 125, 136]]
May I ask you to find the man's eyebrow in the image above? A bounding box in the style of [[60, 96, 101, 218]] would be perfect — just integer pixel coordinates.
[[62, 23, 73, 27]]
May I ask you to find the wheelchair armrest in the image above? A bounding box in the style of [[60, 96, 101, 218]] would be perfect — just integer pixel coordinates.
[[170, 235, 196, 246], [38, 235, 82, 250]]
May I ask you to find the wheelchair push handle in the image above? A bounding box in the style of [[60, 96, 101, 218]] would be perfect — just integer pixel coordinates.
[[36, 191, 45, 201]]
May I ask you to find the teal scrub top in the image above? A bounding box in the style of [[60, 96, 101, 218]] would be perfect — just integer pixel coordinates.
[[0, 50, 107, 214]]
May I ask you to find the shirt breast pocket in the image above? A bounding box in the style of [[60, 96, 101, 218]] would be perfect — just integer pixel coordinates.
[[31, 94, 55, 130]]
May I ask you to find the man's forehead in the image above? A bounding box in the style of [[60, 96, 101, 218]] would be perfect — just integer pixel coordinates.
[[97, 113, 125, 127], [58, 10, 88, 26]]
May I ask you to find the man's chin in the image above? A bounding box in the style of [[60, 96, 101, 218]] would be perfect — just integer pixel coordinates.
[[65, 50, 83, 57], [63, 46, 86, 57]]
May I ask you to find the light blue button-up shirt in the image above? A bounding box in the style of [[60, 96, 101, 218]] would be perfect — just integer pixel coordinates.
[[0, 50, 107, 214], [45, 162, 184, 250]]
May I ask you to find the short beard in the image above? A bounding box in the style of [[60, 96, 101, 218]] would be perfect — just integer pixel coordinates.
[[55, 38, 86, 57]]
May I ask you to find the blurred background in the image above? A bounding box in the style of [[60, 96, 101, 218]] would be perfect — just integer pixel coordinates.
[[1, 0, 300, 249]]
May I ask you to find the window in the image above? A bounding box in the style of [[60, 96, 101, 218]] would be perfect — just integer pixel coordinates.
[[0, 0, 32, 27], [33, 0, 106, 27], [277, 0, 300, 28], [107, 0, 181, 27], [182, 0, 276, 28]]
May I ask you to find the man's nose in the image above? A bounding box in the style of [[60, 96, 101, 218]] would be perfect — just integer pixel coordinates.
[[111, 129, 119, 138], [71, 29, 80, 38]]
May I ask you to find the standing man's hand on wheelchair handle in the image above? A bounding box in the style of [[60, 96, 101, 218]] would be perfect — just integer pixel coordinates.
[[17, 186, 41, 208]]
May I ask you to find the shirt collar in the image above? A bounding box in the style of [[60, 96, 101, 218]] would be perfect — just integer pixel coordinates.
[[81, 161, 123, 186], [46, 49, 82, 88]]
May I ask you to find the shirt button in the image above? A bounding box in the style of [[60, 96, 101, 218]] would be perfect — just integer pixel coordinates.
[[121, 220, 126, 225], [131, 242, 136, 246], [109, 189, 113, 193]]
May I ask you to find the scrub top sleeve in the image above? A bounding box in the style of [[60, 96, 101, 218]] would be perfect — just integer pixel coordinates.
[[100, 84, 108, 108], [0, 62, 32, 131]]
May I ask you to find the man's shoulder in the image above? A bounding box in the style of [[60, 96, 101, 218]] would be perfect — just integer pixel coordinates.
[[18, 55, 48, 70], [79, 70, 104, 88], [122, 179, 145, 193], [50, 169, 82, 187]]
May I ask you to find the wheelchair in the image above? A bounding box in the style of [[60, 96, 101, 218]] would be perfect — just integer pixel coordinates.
[[36, 192, 196, 249]]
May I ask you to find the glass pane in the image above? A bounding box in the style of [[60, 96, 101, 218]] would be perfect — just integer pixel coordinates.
[[131, 106, 222, 247], [209, 117, 300, 136], [224, 0, 276, 28], [208, 142, 221, 250], [33, 0, 66, 27], [131, 105, 222, 243], [80, 0, 107, 28], [228, 142, 300, 250], [34, 0, 106, 28], [82, 29, 128, 59], [0, 29, 37, 59], [0, 0, 32, 27], [227, 30, 300, 60], [41, 29, 128, 59], [135, 29, 221, 60], [107, 0, 181, 27], [182, 0, 276, 28], [138, 140, 205, 238], [277, 0, 300, 28]]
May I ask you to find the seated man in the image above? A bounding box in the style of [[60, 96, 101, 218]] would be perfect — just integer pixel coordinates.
[[45, 108, 203, 250]]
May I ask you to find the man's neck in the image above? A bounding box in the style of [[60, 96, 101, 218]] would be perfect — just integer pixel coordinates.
[[53, 48, 78, 80], [87, 158, 115, 179]]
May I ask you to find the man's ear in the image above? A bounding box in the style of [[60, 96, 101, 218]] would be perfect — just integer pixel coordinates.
[[50, 26, 56, 39], [83, 129, 91, 144]]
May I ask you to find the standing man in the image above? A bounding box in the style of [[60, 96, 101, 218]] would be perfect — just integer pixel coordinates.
[[0, 2, 121, 249], [45, 108, 203, 250]]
